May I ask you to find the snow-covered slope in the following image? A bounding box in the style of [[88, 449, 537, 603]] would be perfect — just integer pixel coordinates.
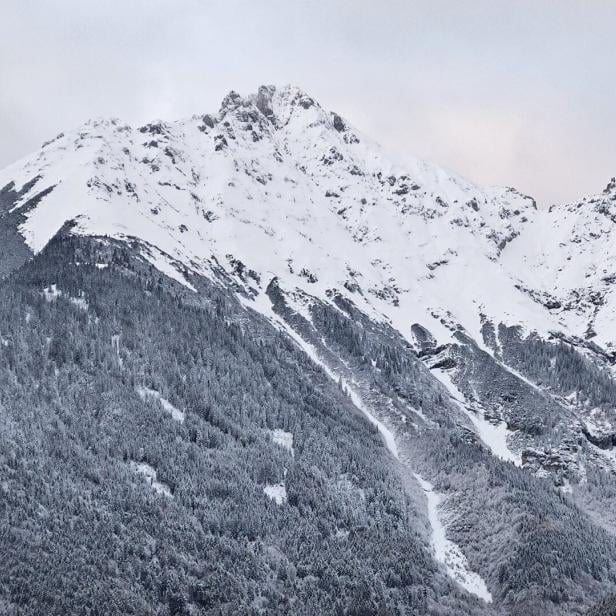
[[0, 84, 563, 350], [501, 177, 616, 349]]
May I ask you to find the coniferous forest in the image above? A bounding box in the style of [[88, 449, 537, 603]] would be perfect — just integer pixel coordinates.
[[2, 235, 616, 615], [0, 236, 478, 615]]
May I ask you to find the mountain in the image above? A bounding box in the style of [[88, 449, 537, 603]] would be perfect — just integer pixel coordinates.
[[1, 85, 616, 615]]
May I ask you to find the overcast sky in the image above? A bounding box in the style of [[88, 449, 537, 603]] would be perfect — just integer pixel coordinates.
[[2, 0, 614, 205]]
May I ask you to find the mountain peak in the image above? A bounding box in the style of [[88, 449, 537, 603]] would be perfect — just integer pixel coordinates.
[[216, 85, 328, 127], [1, 83, 604, 353], [603, 176, 616, 196], [219, 89, 244, 113], [255, 84, 277, 120]]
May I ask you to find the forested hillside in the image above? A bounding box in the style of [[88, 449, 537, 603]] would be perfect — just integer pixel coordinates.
[[2, 235, 616, 615], [0, 236, 490, 615]]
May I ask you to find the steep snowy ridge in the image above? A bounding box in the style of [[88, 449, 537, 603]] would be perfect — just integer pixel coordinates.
[[502, 176, 616, 349], [0, 85, 557, 348]]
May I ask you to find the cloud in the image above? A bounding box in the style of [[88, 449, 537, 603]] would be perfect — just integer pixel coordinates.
[[1, 0, 614, 204]]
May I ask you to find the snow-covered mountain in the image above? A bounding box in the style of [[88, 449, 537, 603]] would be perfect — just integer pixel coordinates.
[[0, 85, 544, 341], [3, 85, 616, 614], [4, 83, 616, 480], [502, 177, 616, 348]]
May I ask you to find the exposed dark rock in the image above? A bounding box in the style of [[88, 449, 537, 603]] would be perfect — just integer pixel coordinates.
[[202, 114, 216, 129], [255, 85, 276, 121], [331, 112, 346, 132], [220, 90, 242, 113], [299, 268, 318, 283]]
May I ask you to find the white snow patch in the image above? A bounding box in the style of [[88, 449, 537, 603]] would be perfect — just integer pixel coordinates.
[[69, 296, 88, 311], [560, 479, 573, 495], [141, 246, 197, 292], [42, 285, 88, 310], [131, 462, 173, 497], [432, 368, 521, 466], [466, 411, 521, 467], [590, 443, 616, 472], [137, 386, 185, 423], [111, 334, 123, 366], [264, 483, 287, 505], [497, 359, 543, 394], [407, 404, 432, 426], [414, 473, 492, 603], [42, 284, 61, 302], [583, 408, 615, 441], [270, 429, 294, 456]]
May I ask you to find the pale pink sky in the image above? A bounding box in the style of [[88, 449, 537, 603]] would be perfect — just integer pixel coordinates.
[[2, 0, 615, 205]]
